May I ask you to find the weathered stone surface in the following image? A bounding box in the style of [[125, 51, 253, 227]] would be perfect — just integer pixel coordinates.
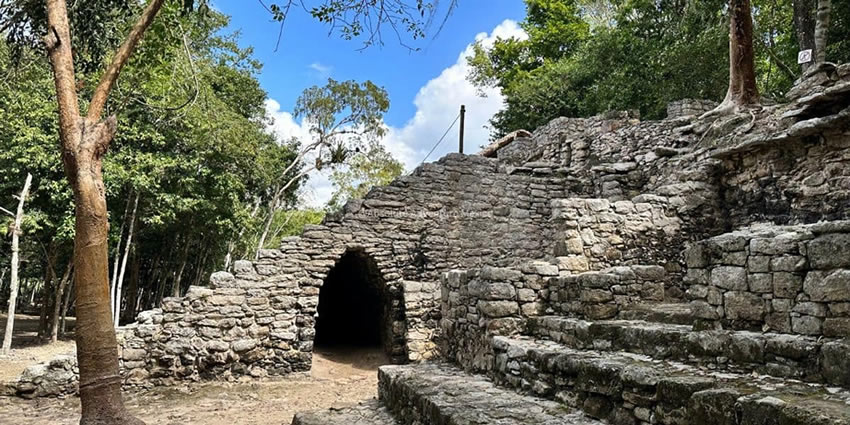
[[808, 234, 850, 269], [804, 270, 850, 302]]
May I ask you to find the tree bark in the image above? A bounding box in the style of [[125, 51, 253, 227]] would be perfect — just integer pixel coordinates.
[[113, 193, 139, 327], [814, 0, 832, 65], [705, 0, 759, 117], [2, 173, 32, 355], [44, 0, 165, 422], [794, 0, 817, 72], [51, 261, 74, 342]]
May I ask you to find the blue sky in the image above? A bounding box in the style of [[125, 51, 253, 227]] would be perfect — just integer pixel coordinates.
[[212, 1, 529, 206]]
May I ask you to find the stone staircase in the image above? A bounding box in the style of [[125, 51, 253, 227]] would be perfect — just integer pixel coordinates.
[[293, 221, 850, 425]]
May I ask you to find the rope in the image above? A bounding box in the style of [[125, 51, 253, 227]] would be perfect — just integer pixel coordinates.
[[418, 113, 461, 166]]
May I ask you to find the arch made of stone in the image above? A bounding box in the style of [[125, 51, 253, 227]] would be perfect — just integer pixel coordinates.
[[313, 247, 408, 363]]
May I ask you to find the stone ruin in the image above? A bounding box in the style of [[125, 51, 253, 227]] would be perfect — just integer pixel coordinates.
[[5, 63, 850, 425]]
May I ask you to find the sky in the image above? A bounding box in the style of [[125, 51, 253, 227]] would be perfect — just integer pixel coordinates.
[[212, 1, 528, 207]]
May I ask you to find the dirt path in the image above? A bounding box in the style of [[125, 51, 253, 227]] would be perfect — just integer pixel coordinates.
[[0, 346, 389, 424], [0, 314, 76, 382]]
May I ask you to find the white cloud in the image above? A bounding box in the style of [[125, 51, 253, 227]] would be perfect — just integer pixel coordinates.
[[309, 62, 333, 79], [385, 19, 528, 170], [264, 19, 528, 208]]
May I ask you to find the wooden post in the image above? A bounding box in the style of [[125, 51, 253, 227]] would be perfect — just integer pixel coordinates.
[[2, 173, 32, 355], [459, 105, 466, 154]]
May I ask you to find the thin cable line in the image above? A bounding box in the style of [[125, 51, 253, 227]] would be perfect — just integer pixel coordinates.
[[419, 113, 461, 166]]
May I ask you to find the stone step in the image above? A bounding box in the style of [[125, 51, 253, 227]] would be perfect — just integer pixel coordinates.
[[617, 302, 695, 325], [490, 335, 850, 425], [526, 315, 850, 387], [378, 362, 604, 425], [292, 399, 398, 425]]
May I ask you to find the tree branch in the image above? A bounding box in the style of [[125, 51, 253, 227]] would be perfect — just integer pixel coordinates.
[[86, 0, 167, 121], [45, 0, 81, 150]]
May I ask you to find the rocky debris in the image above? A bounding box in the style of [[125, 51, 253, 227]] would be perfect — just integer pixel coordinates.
[[379, 362, 603, 425], [292, 399, 398, 425], [12, 354, 78, 399]]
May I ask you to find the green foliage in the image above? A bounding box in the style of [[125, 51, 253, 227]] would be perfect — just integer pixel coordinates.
[[294, 79, 390, 170], [0, 5, 299, 307], [327, 143, 404, 212], [470, 0, 849, 138], [253, 209, 325, 251]]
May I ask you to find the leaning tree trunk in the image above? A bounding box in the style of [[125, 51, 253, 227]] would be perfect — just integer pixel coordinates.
[[1, 173, 32, 355], [716, 0, 759, 113], [51, 261, 74, 342], [45, 0, 165, 422], [814, 0, 832, 65]]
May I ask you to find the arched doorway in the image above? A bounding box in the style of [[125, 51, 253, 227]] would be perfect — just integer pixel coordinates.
[[314, 249, 406, 362]]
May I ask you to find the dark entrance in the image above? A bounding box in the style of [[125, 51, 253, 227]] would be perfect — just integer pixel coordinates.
[[315, 249, 395, 355]]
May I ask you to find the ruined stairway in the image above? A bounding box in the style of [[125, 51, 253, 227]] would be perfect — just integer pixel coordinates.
[[489, 334, 850, 425], [378, 362, 604, 424], [526, 315, 847, 385]]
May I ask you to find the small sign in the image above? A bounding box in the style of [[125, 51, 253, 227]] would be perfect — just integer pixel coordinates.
[[798, 49, 813, 64]]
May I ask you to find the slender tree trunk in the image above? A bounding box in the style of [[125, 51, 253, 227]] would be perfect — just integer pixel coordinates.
[[2, 173, 32, 355], [172, 242, 190, 298], [45, 0, 165, 421], [39, 243, 58, 339], [60, 274, 74, 337], [794, 0, 817, 72], [110, 197, 131, 315], [814, 0, 832, 65], [124, 252, 140, 323], [113, 194, 139, 327], [51, 261, 74, 343]]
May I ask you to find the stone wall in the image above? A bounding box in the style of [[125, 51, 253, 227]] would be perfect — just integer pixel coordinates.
[[117, 153, 572, 382], [551, 197, 683, 279], [666, 99, 717, 119], [717, 131, 850, 225], [118, 258, 315, 385], [685, 221, 850, 337]]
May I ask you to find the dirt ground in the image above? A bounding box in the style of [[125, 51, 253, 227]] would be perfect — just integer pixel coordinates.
[[0, 314, 77, 382], [0, 345, 389, 424]]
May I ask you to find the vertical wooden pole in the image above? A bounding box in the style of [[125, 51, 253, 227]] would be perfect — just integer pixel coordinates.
[[459, 105, 466, 154]]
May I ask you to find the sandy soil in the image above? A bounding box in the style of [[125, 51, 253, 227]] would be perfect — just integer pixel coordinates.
[[0, 314, 76, 382], [0, 345, 389, 425]]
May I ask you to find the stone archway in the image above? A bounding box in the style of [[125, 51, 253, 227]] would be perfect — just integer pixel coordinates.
[[314, 249, 407, 363]]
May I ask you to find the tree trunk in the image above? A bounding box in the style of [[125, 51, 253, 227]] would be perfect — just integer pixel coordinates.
[[45, 0, 165, 420], [705, 0, 759, 117], [60, 275, 74, 337], [39, 243, 58, 339], [124, 252, 140, 323], [2, 173, 32, 355], [51, 261, 74, 343], [814, 0, 832, 65], [110, 197, 131, 316], [172, 242, 190, 298], [794, 0, 817, 72], [113, 193, 139, 328]]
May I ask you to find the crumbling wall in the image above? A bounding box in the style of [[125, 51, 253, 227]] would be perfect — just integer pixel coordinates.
[[685, 222, 850, 337]]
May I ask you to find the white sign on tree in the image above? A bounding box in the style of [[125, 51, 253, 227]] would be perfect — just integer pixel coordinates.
[[798, 49, 813, 64]]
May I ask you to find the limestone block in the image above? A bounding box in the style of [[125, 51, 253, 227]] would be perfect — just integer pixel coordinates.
[[711, 266, 747, 291], [723, 291, 765, 321], [803, 270, 850, 302], [808, 234, 850, 269]]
